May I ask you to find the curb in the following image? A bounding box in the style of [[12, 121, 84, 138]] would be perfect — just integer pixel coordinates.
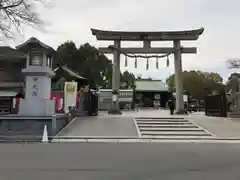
[[1, 137, 240, 143], [52, 136, 240, 141], [51, 139, 240, 144]]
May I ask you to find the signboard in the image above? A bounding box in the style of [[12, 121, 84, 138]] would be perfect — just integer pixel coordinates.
[[183, 95, 188, 102], [64, 81, 77, 113], [112, 95, 117, 102]]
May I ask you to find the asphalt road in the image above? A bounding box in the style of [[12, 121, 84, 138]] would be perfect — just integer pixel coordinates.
[[1, 143, 240, 180]]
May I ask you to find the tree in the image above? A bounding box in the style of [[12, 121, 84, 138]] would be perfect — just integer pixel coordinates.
[[0, 0, 50, 39], [55, 41, 138, 89], [55, 41, 78, 69], [166, 70, 225, 99], [166, 74, 175, 92], [55, 42, 113, 88], [78, 43, 113, 87], [226, 59, 240, 95], [202, 72, 223, 83], [120, 71, 135, 89], [226, 73, 240, 92], [166, 71, 204, 98]]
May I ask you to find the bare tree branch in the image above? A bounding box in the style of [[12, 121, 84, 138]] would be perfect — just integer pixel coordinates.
[[0, 0, 52, 40]]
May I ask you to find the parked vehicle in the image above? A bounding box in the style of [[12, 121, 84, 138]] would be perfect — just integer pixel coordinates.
[[188, 100, 198, 112]]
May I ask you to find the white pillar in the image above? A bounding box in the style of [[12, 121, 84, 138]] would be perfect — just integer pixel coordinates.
[[108, 40, 121, 114], [173, 40, 184, 114]]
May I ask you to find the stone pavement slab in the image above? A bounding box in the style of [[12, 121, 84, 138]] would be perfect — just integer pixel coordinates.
[[57, 113, 139, 137], [187, 112, 240, 139]]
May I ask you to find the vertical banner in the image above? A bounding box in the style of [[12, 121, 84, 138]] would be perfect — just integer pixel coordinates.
[[64, 81, 78, 113]]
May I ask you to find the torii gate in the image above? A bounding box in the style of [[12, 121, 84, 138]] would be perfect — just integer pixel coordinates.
[[91, 28, 204, 114]]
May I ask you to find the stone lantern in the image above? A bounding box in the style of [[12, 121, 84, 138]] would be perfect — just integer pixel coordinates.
[[16, 37, 55, 116]]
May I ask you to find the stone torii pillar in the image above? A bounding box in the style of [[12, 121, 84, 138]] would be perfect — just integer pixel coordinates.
[[174, 40, 184, 114], [110, 40, 121, 114], [91, 28, 204, 115]]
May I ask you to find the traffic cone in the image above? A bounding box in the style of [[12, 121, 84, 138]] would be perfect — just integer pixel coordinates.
[[41, 125, 49, 143]]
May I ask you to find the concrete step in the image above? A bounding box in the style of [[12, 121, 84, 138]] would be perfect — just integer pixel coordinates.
[[141, 131, 211, 136], [139, 127, 204, 132], [135, 117, 184, 120], [136, 119, 189, 123], [141, 135, 215, 139], [228, 112, 240, 118], [136, 121, 192, 125], [138, 124, 198, 128]]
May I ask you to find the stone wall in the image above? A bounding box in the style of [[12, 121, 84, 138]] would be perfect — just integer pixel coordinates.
[[0, 114, 70, 141]]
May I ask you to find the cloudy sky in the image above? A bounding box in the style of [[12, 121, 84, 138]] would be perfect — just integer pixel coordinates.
[[14, 0, 240, 82]]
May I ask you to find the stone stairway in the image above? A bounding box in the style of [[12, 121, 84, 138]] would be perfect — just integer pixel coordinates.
[[135, 117, 213, 140]]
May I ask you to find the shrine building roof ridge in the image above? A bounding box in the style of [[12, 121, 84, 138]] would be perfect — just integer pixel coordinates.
[[135, 79, 169, 92], [53, 65, 86, 80], [91, 28, 204, 41]]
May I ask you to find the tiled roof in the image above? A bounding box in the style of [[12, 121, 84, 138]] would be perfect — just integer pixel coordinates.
[[16, 37, 55, 53], [135, 80, 169, 92], [53, 65, 86, 80], [0, 46, 26, 60]]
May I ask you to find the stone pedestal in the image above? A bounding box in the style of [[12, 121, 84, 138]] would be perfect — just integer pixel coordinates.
[[19, 98, 55, 116]]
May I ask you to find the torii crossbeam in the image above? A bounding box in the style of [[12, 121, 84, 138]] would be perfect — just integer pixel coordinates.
[[91, 28, 204, 114]]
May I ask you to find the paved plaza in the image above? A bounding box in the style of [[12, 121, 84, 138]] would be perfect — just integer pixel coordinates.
[[189, 112, 240, 139], [53, 109, 240, 142], [57, 114, 139, 138]]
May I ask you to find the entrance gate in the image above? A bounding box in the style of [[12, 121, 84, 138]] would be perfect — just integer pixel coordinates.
[[91, 28, 204, 114]]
